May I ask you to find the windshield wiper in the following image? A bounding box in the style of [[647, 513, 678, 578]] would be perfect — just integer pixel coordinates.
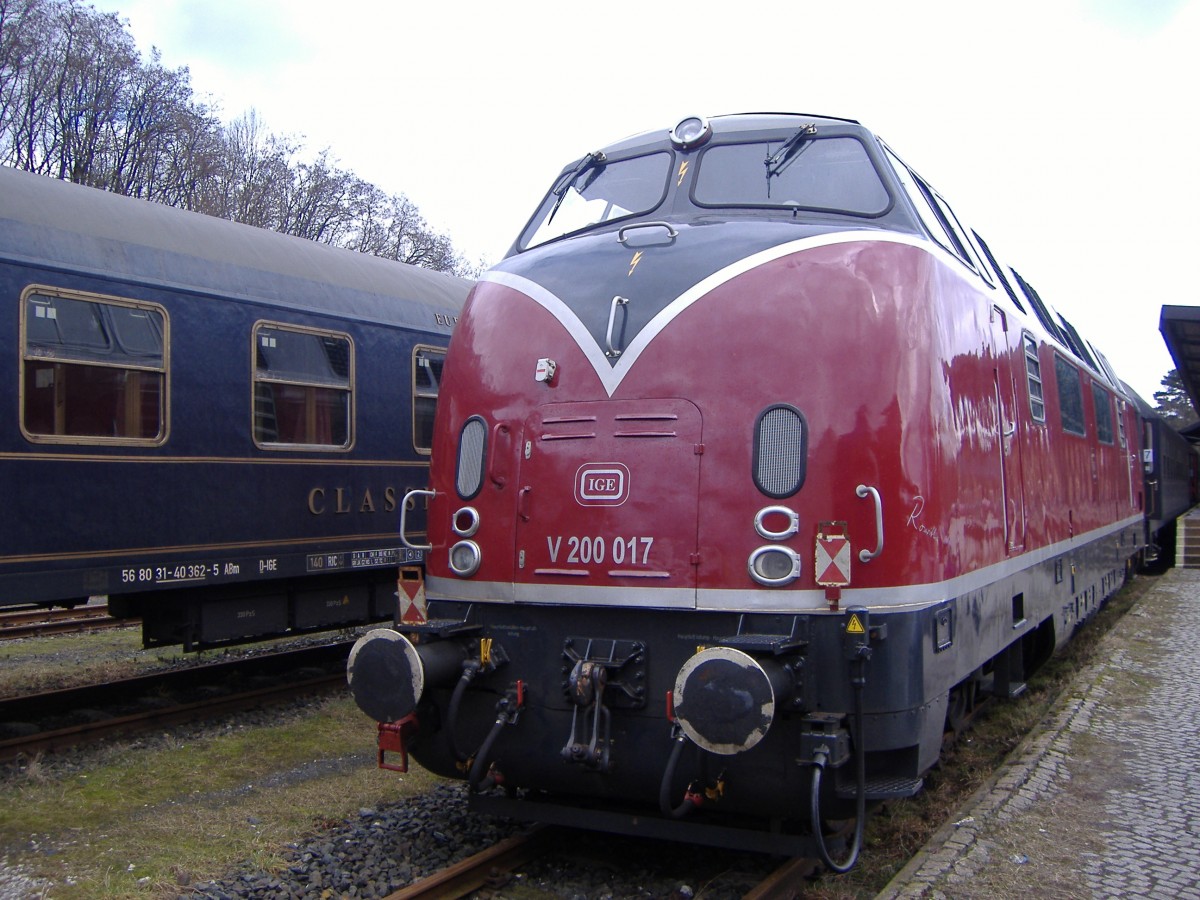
[[764, 124, 817, 182], [546, 150, 607, 226]]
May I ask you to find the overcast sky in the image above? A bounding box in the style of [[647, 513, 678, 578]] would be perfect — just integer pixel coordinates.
[[92, 0, 1199, 402]]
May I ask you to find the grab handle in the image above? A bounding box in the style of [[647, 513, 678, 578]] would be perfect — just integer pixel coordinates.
[[617, 220, 678, 244], [606, 295, 630, 357], [856, 485, 883, 562], [399, 489, 435, 551]]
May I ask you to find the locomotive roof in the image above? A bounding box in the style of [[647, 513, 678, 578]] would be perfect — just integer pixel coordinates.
[[592, 112, 866, 156], [0, 164, 471, 327]]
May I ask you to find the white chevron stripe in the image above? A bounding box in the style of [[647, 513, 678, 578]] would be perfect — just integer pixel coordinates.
[[481, 230, 963, 397]]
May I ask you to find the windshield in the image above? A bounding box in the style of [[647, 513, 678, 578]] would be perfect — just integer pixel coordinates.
[[693, 136, 890, 216], [519, 151, 673, 249]]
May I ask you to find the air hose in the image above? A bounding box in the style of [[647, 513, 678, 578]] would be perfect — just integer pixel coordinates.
[[659, 730, 696, 819], [446, 660, 482, 763], [810, 645, 870, 873], [466, 712, 507, 792]]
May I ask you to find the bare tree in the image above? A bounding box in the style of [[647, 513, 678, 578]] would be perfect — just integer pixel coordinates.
[[100, 50, 219, 203], [0, 0, 474, 275], [0, 0, 48, 146], [280, 149, 360, 243], [204, 109, 297, 227]]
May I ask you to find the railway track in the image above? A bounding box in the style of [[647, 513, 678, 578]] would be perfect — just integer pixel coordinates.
[[385, 827, 554, 899], [0, 641, 350, 762], [0, 601, 137, 640], [386, 825, 822, 899]]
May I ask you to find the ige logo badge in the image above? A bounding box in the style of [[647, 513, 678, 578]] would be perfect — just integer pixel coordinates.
[[575, 463, 630, 506]]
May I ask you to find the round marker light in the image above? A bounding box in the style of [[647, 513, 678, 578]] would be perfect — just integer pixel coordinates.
[[449, 540, 481, 577], [755, 505, 800, 540], [748, 545, 801, 587], [670, 115, 712, 150], [452, 506, 480, 537]]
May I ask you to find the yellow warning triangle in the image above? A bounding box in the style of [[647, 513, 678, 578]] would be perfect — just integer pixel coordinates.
[[846, 614, 866, 634]]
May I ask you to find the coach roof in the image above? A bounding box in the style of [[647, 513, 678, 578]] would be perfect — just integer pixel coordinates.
[[0, 164, 470, 327]]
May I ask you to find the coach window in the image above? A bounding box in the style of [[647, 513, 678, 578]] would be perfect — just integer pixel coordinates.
[[253, 322, 352, 450], [21, 288, 167, 444], [1092, 383, 1115, 445], [1054, 355, 1086, 437], [412, 345, 445, 454]]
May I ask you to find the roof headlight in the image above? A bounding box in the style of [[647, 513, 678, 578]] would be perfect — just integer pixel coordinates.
[[670, 115, 712, 150]]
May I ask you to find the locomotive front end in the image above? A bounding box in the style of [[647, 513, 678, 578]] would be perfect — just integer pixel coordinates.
[[348, 112, 1028, 860]]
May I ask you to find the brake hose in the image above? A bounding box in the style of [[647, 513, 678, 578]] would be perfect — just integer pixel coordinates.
[[810, 649, 869, 873]]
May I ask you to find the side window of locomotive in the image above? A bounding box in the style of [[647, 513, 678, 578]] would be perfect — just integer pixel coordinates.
[[1023, 335, 1046, 424], [21, 289, 167, 445], [925, 187, 985, 277], [693, 137, 889, 215], [1011, 269, 1067, 346], [882, 148, 968, 262], [973, 232, 1026, 313], [253, 322, 353, 450], [1092, 383, 1115, 445], [412, 345, 446, 455], [519, 151, 673, 250], [1054, 355, 1086, 437]]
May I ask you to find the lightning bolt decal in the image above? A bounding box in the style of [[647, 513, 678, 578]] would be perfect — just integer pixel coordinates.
[[677, 160, 689, 186], [628, 251, 643, 276]]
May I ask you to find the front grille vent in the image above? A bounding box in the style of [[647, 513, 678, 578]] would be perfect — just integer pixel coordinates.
[[753, 404, 807, 498], [456, 416, 487, 499]]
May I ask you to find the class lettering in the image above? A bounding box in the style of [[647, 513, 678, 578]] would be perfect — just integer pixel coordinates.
[[308, 486, 398, 515]]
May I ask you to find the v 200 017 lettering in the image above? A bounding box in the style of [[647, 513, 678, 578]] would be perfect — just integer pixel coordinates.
[[545, 535, 655, 566]]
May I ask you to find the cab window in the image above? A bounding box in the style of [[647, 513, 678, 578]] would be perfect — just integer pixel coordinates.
[[519, 151, 672, 250], [694, 136, 889, 215]]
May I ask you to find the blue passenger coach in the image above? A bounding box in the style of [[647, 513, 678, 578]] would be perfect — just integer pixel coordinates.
[[0, 165, 470, 649]]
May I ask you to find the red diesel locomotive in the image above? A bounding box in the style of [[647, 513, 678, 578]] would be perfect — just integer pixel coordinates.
[[349, 113, 1154, 866]]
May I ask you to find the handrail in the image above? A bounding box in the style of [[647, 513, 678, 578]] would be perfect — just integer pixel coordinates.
[[399, 489, 435, 551], [856, 485, 883, 562]]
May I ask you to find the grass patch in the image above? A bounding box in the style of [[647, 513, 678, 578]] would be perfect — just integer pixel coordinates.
[[0, 695, 442, 898], [0, 628, 175, 698], [0, 625, 372, 698]]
